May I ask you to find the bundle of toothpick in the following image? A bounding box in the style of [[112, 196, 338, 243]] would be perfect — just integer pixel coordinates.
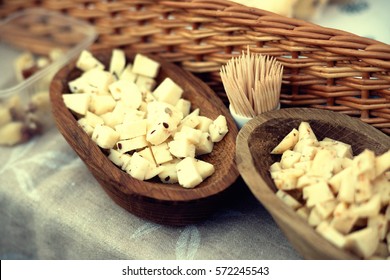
[[220, 47, 284, 118]]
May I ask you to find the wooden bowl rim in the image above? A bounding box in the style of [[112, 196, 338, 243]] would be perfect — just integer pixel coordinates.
[[236, 107, 390, 259], [50, 48, 239, 202]]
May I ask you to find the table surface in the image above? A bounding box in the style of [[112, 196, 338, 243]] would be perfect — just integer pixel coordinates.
[[1, 0, 389, 260]]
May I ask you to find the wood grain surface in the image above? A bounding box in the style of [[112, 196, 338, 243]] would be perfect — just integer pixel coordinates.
[[236, 108, 390, 259], [49, 49, 239, 226]]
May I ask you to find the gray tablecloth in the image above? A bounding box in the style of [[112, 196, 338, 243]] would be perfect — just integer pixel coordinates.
[[0, 127, 301, 260]]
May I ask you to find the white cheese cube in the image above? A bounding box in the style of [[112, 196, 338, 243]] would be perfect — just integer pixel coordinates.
[[68, 76, 98, 94], [136, 75, 157, 92], [138, 147, 156, 165], [308, 149, 335, 179], [77, 118, 94, 136], [76, 50, 105, 72], [151, 142, 173, 165], [158, 160, 180, 184], [89, 95, 116, 115], [126, 152, 150, 181], [108, 149, 127, 168], [196, 116, 213, 132], [109, 48, 126, 77], [116, 119, 148, 140], [91, 125, 120, 149], [132, 53, 160, 78], [120, 64, 137, 83], [302, 181, 335, 208], [280, 150, 301, 169], [209, 115, 228, 142], [82, 68, 115, 95], [316, 221, 347, 249], [194, 159, 215, 180], [320, 137, 353, 159], [176, 126, 202, 144], [146, 122, 173, 146], [152, 77, 183, 105], [345, 227, 379, 258], [298, 121, 318, 142], [109, 80, 142, 110], [85, 111, 104, 128], [175, 98, 191, 117], [178, 108, 200, 130], [145, 165, 164, 180], [122, 109, 145, 124], [168, 139, 196, 158], [100, 111, 124, 128], [116, 135, 148, 153], [276, 190, 302, 210], [375, 150, 390, 177], [176, 157, 203, 188], [63, 93, 91, 116], [195, 133, 213, 155], [147, 101, 183, 126]]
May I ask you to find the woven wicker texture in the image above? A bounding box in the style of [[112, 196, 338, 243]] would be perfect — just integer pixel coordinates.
[[1, 0, 390, 134]]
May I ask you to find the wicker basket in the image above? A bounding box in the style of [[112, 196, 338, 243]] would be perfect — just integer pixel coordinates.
[[2, 0, 390, 134]]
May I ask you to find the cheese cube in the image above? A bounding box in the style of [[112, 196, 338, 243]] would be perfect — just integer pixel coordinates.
[[302, 181, 335, 207], [316, 221, 347, 249], [320, 137, 353, 159], [76, 50, 105, 72], [138, 147, 156, 165], [281, 150, 301, 169], [195, 132, 214, 156], [146, 122, 173, 145], [151, 142, 173, 165], [271, 128, 299, 154], [158, 160, 180, 184], [174, 126, 202, 144], [100, 111, 124, 128], [116, 119, 148, 140], [345, 227, 379, 258], [196, 116, 213, 132], [308, 149, 335, 179], [82, 68, 115, 95], [77, 118, 94, 136], [109, 80, 142, 110], [348, 194, 381, 218], [153, 77, 183, 105], [89, 95, 116, 115], [368, 214, 388, 241], [120, 64, 137, 83], [122, 108, 145, 123], [132, 53, 160, 78], [145, 165, 164, 180], [375, 150, 390, 177], [298, 121, 318, 142], [352, 149, 376, 180], [168, 139, 196, 158], [91, 125, 120, 149], [126, 152, 150, 181], [136, 75, 157, 92], [84, 111, 104, 128], [108, 149, 127, 168], [109, 48, 126, 77], [194, 159, 215, 180], [175, 98, 191, 117], [176, 157, 203, 188], [330, 214, 358, 235], [68, 77, 98, 94], [178, 108, 199, 130], [63, 93, 91, 116], [147, 101, 183, 126], [116, 135, 148, 153], [209, 115, 228, 142]]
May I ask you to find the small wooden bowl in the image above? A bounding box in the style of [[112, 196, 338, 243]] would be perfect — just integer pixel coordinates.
[[236, 108, 390, 259], [50, 49, 239, 226]]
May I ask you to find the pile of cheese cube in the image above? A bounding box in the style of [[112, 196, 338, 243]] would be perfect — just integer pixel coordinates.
[[63, 49, 229, 188], [270, 122, 390, 259]]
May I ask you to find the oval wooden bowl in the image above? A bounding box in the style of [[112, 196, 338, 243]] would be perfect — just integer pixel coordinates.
[[50, 49, 239, 226], [236, 108, 390, 259]]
